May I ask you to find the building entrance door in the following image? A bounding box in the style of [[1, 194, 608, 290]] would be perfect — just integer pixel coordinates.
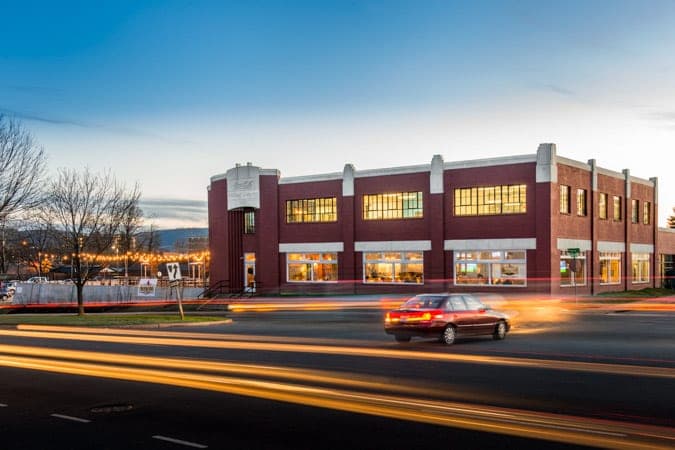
[[244, 253, 256, 292]]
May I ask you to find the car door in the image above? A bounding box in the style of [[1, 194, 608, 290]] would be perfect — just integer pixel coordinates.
[[462, 294, 495, 334], [446, 295, 472, 335]]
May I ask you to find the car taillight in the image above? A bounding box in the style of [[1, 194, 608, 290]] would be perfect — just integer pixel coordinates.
[[385, 312, 391, 323]]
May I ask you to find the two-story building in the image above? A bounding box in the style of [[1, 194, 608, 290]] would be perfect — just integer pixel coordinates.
[[208, 143, 673, 295]]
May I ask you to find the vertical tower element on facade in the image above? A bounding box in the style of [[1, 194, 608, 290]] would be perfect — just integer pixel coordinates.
[[342, 163, 356, 291], [623, 169, 631, 291], [588, 159, 598, 294], [535, 143, 558, 293]]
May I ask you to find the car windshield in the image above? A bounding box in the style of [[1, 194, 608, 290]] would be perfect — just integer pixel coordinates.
[[401, 296, 445, 309]]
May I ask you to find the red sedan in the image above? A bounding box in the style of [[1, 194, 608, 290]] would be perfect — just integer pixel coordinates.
[[384, 293, 510, 345]]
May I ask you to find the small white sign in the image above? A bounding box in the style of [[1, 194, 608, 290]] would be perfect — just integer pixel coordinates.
[[166, 262, 182, 281], [138, 278, 158, 297]]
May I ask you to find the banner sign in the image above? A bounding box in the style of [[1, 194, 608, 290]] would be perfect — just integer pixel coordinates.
[[138, 278, 158, 297]]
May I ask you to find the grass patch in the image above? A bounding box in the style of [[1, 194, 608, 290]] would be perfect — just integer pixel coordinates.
[[594, 288, 675, 299], [0, 313, 228, 327]]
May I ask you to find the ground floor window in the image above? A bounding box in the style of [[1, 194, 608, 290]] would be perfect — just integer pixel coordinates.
[[454, 250, 526, 286], [599, 252, 621, 285], [560, 251, 586, 287], [286, 253, 338, 282], [631, 253, 650, 283], [364, 251, 423, 284]]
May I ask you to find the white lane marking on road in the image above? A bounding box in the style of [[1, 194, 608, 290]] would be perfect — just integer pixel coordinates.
[[0, 403, 7, 407], [50, 413, 91, 423], [152, 435, 208, 448]]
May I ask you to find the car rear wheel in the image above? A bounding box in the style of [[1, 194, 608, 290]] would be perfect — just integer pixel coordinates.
[[493, 321, 507, 340], [394, 334, 411, 343], [441, 325, 456, 345]]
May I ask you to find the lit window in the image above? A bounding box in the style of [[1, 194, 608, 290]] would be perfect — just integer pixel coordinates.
[[631, 253, 650, 283], [454, 250, 526, 286], [560, 251, 586, 287], [286, 197, 337, 223], [643, 202, 651, 225], [454, 184, 526, 216], [599, 253, 621, 285], [613, 196, 622, 221], [560, 185, 570, 214], [631, 199, 639, 224], [364, 252, 423, 284], [363, 192, 423, 220], [286, 253, 338, 282], [576, 189, 587, 216], [599, 193, 607, 219]]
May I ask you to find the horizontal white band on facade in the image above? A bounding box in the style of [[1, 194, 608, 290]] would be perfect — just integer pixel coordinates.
[[597, 241, 626, 253], [630, 243, 654, 254], [557, 238, 592, 252], [444, 238, 536, 251], [355, 240, 432, 252], [279, 242, 344, 253]]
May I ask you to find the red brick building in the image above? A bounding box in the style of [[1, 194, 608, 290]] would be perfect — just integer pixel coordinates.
[[208, 143, 673, 295]]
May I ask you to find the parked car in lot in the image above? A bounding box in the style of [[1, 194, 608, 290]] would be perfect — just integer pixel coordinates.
[[384, 293, 510, 345], [26, 276, 48, 283]]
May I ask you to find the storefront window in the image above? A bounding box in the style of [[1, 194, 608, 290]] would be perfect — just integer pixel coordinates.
[[631, 253, 650, 283], [599, 253, 621, 285], [560, 251, 586, 287], [364, 252, 423, 284], [454, 250, 526, 286], [286, 253, 338, 282]]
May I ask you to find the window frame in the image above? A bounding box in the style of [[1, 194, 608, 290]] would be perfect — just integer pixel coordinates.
[[631, 199, 639, 224], [560, 185, 571, 214], [643, 201, 651, 225], [599, 193, 607, 220], [613, 196, 622, 221], [576, 188, 587, 217], [631, 253, 650, 284], [286, 252, 339, 283], [286, 197, 337, 224], [560, 251, 587, 287], [599, 252, 621, 285], [363, 251, 424, 284], [454, 250, 527, 287], [453, 184, 527, 217], [362, 191, 423, 221]]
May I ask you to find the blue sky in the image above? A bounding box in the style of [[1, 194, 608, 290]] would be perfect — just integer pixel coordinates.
[[2, 0, 675, 228]]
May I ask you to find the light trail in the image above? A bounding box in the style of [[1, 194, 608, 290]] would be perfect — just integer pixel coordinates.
[[2, 325, 674, 379], [0, 349, 672, 450]]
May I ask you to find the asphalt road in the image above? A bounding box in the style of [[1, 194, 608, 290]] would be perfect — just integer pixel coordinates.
[[0, 308, 673, 449]]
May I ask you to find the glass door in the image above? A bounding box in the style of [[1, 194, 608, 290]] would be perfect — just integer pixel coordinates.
[[244, 253, 256, 292]]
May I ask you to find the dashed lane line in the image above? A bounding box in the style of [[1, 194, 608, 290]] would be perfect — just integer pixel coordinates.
[[50, 413, 91, 423], [152, 435, 208, 448]]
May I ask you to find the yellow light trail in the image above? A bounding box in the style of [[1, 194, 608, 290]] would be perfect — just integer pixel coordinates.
[[0, 349, 672, 450], [2, 325, 674, 380]]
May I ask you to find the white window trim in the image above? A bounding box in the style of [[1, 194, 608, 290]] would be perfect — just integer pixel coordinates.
[[286, 253, 339, 284], [599, 253, 621, 286], [453, 250, 527, 288], [560, 252, 587, 287], [362, 251, 424, 285], [631, 253, 650, 284], [356, 240, 431, 252], [280, 242, 344, 253]]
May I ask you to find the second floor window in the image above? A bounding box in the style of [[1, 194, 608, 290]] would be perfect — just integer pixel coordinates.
[[363, 191, 423, 220], [286, 197, 337, 223], [244, 210, 255, 233], [643, 201, 651, 225], [613, 196, 622, 221], [576, 189, 587, 216], [599, 193, 607, 219], [631, 199, 639, 224], [454, 184, 526, 216], [560, 185, 571, 214]]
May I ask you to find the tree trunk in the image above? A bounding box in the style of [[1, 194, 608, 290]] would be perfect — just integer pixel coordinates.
[[77, 283, 85, 316]]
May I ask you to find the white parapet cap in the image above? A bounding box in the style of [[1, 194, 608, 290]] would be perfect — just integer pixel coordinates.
[[557, 238, 592, 252], [279, 242, 344, 253], [445, 154, 536, 170], [597, 241, 626, 253], [445, 238, 537, 251], [211, 168, 279, 183], [630, 243, 654, 254], [279, 172, 344, 184], [355, 240, 432, 252]]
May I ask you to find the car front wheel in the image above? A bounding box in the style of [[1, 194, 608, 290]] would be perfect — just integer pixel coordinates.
[[493, 321, 507, 340], [441, 325, 456, 345]]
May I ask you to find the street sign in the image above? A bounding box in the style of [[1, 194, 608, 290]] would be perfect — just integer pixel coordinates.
[[166, 262, 182, 281], [567, 248, 580, 257]]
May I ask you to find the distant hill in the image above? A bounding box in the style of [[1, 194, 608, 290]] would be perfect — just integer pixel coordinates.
[[156, 228, 208, 251]]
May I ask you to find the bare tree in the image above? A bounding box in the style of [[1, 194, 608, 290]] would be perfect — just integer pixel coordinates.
[[42, 168, 141, 315], [0, 115, 46, 221]]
